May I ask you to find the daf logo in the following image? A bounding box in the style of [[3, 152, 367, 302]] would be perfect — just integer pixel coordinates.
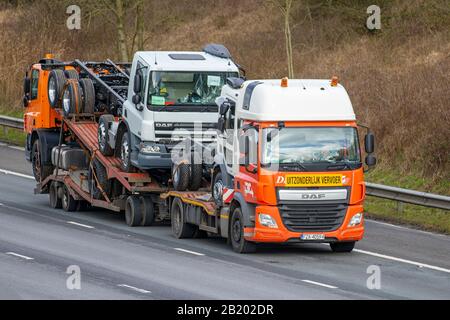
[[155, 122, 173, 128], [301, 193, 326, 200]]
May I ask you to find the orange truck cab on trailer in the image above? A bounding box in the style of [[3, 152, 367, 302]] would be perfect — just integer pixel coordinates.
[[211, 77, 376, 253]]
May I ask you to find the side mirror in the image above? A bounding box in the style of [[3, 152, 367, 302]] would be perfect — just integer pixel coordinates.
[[23, 77, 30, 95], [133, 73, 142, 94], [365, 154, 377, 167], [243, 135, 257, 174], [219, 102, 230, 116], [217, 117, 225, 132], [132, 94, 141, 105], [365, 132, 375, 154], [23, 94, 29, 107]]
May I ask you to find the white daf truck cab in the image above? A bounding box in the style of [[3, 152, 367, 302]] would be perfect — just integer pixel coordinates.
[[98, 44, 240, 189]]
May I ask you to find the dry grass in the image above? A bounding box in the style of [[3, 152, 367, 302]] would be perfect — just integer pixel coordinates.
[[0, 0, 449, 183]]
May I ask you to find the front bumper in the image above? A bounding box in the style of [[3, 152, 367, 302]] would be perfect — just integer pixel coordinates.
[[244, 204, 365, 243], [131, 151, 173, 170]]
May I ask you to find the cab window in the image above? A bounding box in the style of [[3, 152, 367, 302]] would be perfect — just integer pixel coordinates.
[[31, 69, 39, 100]]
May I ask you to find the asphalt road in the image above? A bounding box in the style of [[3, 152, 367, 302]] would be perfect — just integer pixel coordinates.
[[0, 143, 449, 299]]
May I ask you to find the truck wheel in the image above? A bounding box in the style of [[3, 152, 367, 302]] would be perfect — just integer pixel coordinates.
[[230, 207, 256, 253], [125, 196, 142, 227], [119, 130, 134, 172], [79, 78, 95, 114], [188, 164, 202, 191], [48, 69, 66, 108], [76, 200, 89, 212], [64, 69, 79, 80], [49, 182, 62, 209], [61, 184, 78, 212], [140, 196, 155, 226], [212, 172, 224, 206], [98, 115, 114, 156], [31, 139, 53, 182], [89, 159, 111, 199], [172, 163, 189, 191], [330, 241, 355, 253], [62, 81, 82, 117], [171, 197, 196, 238]]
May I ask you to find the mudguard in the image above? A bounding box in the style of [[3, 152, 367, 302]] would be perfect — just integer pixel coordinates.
[[232, 191, 256, 228], [35, 129, 60, 165]]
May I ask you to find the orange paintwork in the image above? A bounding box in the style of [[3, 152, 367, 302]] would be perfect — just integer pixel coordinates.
[[23, 63, 62, 133], [235, 120, 365, 243]]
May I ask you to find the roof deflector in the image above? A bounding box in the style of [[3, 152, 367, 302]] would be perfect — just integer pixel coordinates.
[[202, 44, 232, 59]]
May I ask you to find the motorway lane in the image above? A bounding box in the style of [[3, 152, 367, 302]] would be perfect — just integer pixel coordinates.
[[0, 144, 449, 299]]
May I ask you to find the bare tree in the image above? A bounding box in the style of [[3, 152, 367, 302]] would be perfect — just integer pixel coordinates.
[[269, 0, 299, 78]]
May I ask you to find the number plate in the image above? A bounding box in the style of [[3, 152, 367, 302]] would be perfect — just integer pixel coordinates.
[[301, 234, 326, 241]]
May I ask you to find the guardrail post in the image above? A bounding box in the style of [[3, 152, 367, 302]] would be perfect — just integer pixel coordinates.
[[3, 125, 7, 137], [396, 201, 404, 214]]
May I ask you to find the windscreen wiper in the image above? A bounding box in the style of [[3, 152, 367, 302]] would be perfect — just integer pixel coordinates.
[[279, 162, 307, 171]]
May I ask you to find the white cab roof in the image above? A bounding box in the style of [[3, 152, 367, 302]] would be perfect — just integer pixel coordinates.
[[136, 51, 239, 73], [222, 79, 356, 122]]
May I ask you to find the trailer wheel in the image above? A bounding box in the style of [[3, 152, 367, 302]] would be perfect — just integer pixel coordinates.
[[140, 196, 155, 226], [31, 139, 53, 182], [79, 78, 95, 114], [188, 163, 202, 191], [172, 163, 189, 191], [119, 130, 134, 172], [61, 184, 78, 212], [125, 196, 142, 227], [98, 115, 114, 156], [64, 69, 79, 80], [48, 69, 66, 108], [330, 241, 355, 253], [171, 197, 196, 238], [76, 200, 89, 212], [62, 81, 82, 117], [49, 182, 62, 209], [230, 207, 256, 253]]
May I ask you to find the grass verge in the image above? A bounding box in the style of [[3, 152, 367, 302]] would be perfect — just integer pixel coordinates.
[[365, 168, 450, 234], [0, 107, 25, 146]]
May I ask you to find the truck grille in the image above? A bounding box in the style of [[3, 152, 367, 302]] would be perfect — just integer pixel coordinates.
[[279, 203, 347, 232], [154, 122, 217, 142]]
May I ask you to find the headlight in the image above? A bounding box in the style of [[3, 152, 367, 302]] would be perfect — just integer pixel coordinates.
[[258, 214, 278, 228], [140, 144, 161, 154], [348, 213, 363, 227]]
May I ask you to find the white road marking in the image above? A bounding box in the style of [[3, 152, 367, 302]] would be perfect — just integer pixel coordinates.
[[5, 252, 34, 260], [0, 168, 34, 180], [301, 279, 338, 289], [8, 146, 25, 151], [353, 249, 450, 274], [366, 219, 407, 230], [174, 248, 205, 256], [117, 284, 151, 294], [67, 221, 95, 229]]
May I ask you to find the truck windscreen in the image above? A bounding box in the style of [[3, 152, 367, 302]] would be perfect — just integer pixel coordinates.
[[148, 71, 238, 107], [261, 127, 361, 170]]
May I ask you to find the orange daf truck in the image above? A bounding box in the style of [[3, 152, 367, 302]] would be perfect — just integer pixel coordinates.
[[166, 77, 376, 253]]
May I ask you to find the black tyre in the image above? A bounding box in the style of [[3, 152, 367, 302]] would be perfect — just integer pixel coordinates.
[[140, 196, 155, 226], [330, 241, 355, 253], [31, 139, 53, 182], [212, 171, 224, 206], [172, 163, 189, 191], [98, 115, 115, 156], [64, 69, 79, 80], [89, 159, 111, 200], [125, 196, 142, 227], [188, 163, 203, 191], [61, 184, 78, 212], [119, 130, 133, 172], [171, 197, 196, 238], [76, 200, 89, 212], [47, 69, 66, 108], [49, 182, 62, 209], [78, 78, 95, 114], [230, 207, 256, 253], [62, 80, 82, 117]]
